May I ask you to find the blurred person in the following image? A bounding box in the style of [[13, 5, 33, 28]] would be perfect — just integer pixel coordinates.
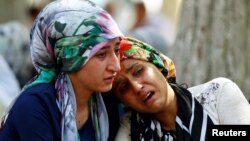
[[129, 0, 176, 49], [0, 0, 123, 141], [25, 0, 51, 27], [112, 37, 250, 141], [129, 26, 168, 54], [0, 21, 33, 87], [0, 0, 50, 87], [0, 55, 20, 119], [0, 0, 49, 120]]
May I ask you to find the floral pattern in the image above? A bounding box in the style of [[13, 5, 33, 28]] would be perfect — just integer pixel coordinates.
[[119, 37, 176, 82], [195, 82, 219, 108], [5, 0, 123, 141]]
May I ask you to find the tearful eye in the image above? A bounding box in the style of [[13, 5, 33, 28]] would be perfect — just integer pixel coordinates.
[[114, 48, 120, 56], [96, 52, 106, 59], [134, 67, 143, 76]]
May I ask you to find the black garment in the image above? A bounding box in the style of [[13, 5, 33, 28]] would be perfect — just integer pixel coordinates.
[[130, 84, 214, 141], [102, 92, 122, 141]]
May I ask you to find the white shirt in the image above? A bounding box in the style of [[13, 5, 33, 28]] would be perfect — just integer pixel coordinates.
[[188, 77, 250, 124]]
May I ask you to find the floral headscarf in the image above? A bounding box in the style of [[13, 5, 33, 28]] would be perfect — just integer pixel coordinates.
[[3, 0, 123, 141], [119, 37, 176, 83]]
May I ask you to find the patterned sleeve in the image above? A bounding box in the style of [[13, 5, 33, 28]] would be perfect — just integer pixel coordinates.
[[215, 78, 250, 124], [188, 77, 250, 124]]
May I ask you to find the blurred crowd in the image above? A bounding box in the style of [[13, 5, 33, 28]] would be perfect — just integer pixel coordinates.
[[0, 0, 52, 118]]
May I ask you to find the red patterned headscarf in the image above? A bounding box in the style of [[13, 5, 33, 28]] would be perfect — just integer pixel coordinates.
[[119, 37, 176, 83]]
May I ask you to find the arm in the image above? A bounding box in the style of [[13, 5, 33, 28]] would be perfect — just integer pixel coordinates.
[[216, 78, 250, 124]]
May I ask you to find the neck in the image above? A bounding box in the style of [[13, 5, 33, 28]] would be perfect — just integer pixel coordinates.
[[68, 73, 93, 106], [76, 103, 89, 129], [68, 74, 93, 129], [154, 84, 177, 131]]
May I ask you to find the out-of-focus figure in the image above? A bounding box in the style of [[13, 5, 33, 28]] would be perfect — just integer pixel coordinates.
[[0, 21, 32, 87], [0, 0, 50, 118], [0, 55, 20, 118], [128, 0, 176, 54], [0, 0, 50, 87]]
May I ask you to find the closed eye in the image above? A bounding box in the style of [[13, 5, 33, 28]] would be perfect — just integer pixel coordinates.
[[114, 47, 120, 56], [117, 81, 129, 95], [133, 67, 144, 77]]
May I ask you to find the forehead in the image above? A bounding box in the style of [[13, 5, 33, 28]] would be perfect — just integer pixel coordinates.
[[120, 59, 137, 71], [114, 59, 136, 79], [119, 59, 149, 74], [93, 38, 120, 56]]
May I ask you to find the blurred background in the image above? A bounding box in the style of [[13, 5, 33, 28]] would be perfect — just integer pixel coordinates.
[[0, 0, 249, 118]]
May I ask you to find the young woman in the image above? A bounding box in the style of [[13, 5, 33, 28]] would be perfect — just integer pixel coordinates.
[[112, 37, 250, 141], [0, 0, 123, 141]]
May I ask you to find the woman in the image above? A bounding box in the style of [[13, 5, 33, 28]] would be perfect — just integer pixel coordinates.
[[0, 0, 123, 141], [112, 37, 250, 141]]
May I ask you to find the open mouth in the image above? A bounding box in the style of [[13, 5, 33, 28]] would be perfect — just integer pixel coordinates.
[[143, 91, 155, 103]]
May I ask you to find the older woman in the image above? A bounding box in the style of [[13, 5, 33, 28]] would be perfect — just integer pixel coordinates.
[[112, 37, 250, 141]]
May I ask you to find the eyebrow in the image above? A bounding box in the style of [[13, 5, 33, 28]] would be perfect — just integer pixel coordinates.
[[125, 62, 139, 74], [113, 62, 138, 91]]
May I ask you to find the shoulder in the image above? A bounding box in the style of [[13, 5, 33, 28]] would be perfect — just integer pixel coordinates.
[[22, 82, 56, 96], [0, 83, 61, 140], [188, 77, 233, 103], [13, 83, 57, 108], [7, 83, 59, 124], [188, 77, 250, 124], [188, 77, 247, 104], [188, 77, 232, 92]]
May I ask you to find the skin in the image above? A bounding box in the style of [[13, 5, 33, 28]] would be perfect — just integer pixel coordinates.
[[113, 59, 177, 130], [68, 38, 121, 129]]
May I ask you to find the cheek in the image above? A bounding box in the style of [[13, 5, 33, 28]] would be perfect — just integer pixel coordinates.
[[145, 69, 161, 83], [147, 69, 167, 91], [77, 67, 102, 86], [87, 63, 105, 78]]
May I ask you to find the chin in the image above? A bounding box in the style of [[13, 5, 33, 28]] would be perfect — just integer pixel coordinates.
[[99, 85, 112, 92]]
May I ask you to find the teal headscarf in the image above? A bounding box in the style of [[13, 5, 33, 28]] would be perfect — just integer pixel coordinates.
[[25, 0, 123, 141]]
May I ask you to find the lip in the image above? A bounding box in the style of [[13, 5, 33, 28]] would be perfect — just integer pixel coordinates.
[[104, 75, 116, 84], [142, 91, 156, 104]]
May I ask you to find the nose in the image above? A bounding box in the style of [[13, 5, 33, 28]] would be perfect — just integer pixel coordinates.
[[107, 52, 121, 72], [131, 80, 143, 95]]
